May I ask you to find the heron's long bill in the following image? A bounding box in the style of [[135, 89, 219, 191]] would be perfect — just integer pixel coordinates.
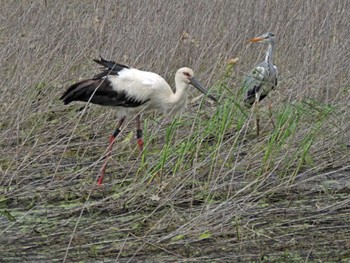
[[190, 77, 217, 102], [249, 37, 264, 43]]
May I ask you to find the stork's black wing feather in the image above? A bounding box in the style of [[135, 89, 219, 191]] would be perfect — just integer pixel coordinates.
[[61, 57, 149, 107], [60, 78, 149, 107]]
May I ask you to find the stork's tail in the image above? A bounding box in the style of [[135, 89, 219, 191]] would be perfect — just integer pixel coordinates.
[[93, 56, 129, 71]]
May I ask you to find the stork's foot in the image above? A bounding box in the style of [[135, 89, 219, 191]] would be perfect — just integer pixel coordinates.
[[96, 117, 126, 185], [97, 132, 120, 185], [97, 145, 113, 185]]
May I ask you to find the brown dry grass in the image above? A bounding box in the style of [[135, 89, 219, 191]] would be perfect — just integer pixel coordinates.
[[1, 0, 350, 262]]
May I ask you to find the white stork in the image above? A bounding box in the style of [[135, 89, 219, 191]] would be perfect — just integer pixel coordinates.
[[60, 57, 217, 185]]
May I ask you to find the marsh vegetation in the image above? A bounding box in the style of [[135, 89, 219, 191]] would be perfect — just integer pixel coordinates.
[[1, 1, 349, 262]]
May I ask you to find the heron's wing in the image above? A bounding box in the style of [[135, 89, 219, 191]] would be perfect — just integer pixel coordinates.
[[242, 65, 266, 107]]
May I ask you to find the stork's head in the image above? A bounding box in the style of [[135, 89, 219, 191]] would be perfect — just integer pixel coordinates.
[[176, 67, 195, 84], [176, 67, 217, 102], [249, 32, 275, 43]]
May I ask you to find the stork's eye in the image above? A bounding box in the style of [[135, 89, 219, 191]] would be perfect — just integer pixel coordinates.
[[183, 72, 191, 77]]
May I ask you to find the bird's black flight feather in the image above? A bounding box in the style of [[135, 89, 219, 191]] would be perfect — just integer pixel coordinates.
[[60, 58, 149, 107]]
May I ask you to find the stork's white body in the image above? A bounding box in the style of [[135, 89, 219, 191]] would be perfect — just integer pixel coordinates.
[[106, 67, 188, 117]]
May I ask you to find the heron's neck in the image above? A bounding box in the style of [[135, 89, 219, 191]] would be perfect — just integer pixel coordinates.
[[265, 40, 275, 66]]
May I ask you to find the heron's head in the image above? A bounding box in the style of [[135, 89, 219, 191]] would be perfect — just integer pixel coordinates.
[[175, 67, 217, 102], [249, 32, 275, 43]]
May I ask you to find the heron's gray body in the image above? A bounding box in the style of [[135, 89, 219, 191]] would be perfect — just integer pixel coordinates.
[[243, 33, 278, 107]]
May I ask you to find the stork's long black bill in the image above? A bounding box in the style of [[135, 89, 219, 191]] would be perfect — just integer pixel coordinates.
[[190, 77, 217, 102]]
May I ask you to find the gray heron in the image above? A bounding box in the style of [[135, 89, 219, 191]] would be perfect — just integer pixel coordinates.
[[242, 32, 278, 136], [60, 57, 217, 184]]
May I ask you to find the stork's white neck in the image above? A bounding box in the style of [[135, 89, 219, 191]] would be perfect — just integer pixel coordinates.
[[166, 79, 189, 115]]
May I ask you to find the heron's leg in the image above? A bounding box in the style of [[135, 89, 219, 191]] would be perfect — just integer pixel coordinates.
[[267, 101, 276, 130], [97, 116, 126, 185], [254, 94, 260, 137], [136, 115, 144, 152], [255, 101, 260, 137]]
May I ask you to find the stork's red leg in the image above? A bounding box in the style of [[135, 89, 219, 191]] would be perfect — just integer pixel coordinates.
[[136, 115, 144, 152], [97, 117, 125, 185]]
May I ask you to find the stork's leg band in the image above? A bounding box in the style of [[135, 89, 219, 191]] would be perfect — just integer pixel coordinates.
[[112, 128, 121, 138], [136, 129, 143, 139]]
